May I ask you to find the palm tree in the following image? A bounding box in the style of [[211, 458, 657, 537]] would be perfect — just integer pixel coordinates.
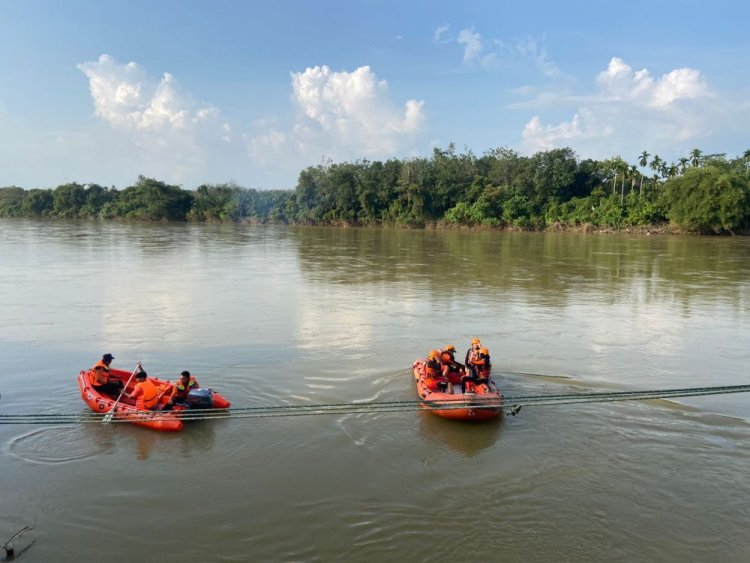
[[608, 158, 627, 196], [678, 157, 689, 174], [650, 155, 662, 177], [690, 148, 703, 167], [650, 155, 663, 192], [638, 151, 650, 199], [667, 163, 678, 178], [630, 165, 638, 195], [620, 161, 629, 203]]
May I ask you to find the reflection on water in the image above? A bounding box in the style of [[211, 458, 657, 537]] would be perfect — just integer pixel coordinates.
[[291, 227, 750, 311], [418, 411, 503, 457], [117, 419, 220, 461], [130, 426, 160, 461]]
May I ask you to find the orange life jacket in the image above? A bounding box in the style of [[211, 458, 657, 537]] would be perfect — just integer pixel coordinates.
[[133, 379, 160, 410], [465, 345, 481, 365], [90, 360, 110, 386], [467, 349, 480, 365], [171, 377, 199, 402], [473, 354, 491, 377], [424, 359, 442, 379]]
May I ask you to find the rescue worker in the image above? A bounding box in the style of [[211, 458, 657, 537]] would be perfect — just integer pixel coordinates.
[[162, 370, 200, 411], [464, 338, 482, 373], [439, 344, 464, 385], [124, 369, 160, 410], [90, 353, 123, 396], [463, 346, 492, 393], [424, 350, 452, 393]]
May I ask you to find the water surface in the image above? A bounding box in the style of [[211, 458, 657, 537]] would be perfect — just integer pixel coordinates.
[[1, 220, 749, 562]]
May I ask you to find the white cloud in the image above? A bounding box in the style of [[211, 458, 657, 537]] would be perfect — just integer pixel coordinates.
[[520, 57, 721, 157], [652, 68, 709, 107], [247, 129, 286, 163], [522, 110, 615, 151], [75, 54, 239, 186], [523, 114, 580, 149], [515, 37, 562, 79], [457, 28, 482, 62], [78, 54, 221, 131], [447, 27, 564, 78], [433, 24, 451, 44], [248, 64, 425, 168], [595, 57, 709, 108]]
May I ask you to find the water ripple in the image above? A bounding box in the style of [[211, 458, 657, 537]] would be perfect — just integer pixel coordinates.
[[8, 426, 115, 465]]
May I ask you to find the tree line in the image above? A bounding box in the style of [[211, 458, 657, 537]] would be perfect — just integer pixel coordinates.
[[1, 146, 749, 234]]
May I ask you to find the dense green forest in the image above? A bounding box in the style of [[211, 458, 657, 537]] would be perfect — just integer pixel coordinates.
[[2, 146, 749, 234]]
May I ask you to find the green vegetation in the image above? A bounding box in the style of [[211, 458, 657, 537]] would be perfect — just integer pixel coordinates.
[[2, 147, 749, 234]]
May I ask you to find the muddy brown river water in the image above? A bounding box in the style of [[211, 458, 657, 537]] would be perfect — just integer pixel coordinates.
[[1, 220, 749, 562]]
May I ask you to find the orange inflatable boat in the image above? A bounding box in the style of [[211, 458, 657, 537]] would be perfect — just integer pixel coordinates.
[[78, 367, 230, 432], [412, 359, 502, 421]]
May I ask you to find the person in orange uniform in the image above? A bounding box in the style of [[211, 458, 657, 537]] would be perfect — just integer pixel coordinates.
[[162, 370, 200, 411], [439, 345, 464, 385], [464, 346, 492, 393], [464, 338, 482, 372], [424, 350, 453, 393], [90, 353, 123, 396], [124, 369, 160, 410]]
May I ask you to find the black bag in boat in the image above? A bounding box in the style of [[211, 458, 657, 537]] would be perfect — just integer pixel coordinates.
[[186, 388, 214, 409]]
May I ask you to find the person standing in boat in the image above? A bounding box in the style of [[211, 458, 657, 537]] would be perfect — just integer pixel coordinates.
[[464, 346, 492, 393], [124, 369, 160, 410], [464, 338, 482, 377], [162, 370, 200, 410], [424, 350, 453, 393], [90, 353, 123, 396]]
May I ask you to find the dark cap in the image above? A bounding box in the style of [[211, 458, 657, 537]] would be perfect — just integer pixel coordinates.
[[136, 370, 147, 378], [103, 353, 115, 361], [180, 370, 191, 377]]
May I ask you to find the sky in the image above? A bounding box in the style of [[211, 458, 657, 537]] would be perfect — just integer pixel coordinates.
[[1, 0, 748, 190]]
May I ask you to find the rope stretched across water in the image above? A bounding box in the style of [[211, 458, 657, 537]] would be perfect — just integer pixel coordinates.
[[1, 383, 749, 425]]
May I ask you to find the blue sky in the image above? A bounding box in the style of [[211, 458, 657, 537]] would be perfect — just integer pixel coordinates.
[[1, 0, 748, 190]]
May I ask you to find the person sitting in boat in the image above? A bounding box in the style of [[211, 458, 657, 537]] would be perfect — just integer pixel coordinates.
[[162, 370, 200, 411], [463, 346, 492, 393], [439, 345, 464, 385], [124, 368, 160, 410], [90, 353, 123, 397], [424, 350, 453, 393]]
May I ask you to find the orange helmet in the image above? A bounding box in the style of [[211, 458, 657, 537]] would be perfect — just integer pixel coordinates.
[[428, 350, 441, 361], [444, 344, 456, 353], [479, 347, 489, 355]]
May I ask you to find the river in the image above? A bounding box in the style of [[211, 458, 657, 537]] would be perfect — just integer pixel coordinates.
[[1, 219, 749, 562]]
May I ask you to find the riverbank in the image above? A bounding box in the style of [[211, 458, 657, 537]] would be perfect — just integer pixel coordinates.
[[2, 150, 750, 234]]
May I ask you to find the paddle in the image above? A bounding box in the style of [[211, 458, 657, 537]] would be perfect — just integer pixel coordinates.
[[103, 362, 141, 423]]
